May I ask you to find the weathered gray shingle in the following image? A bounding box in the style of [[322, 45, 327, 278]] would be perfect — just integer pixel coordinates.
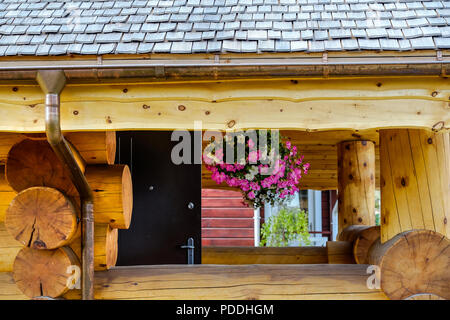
[[0, 0, 447, 56]]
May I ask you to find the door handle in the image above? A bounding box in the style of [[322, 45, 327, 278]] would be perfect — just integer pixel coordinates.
[[180, 237, 194, 265]]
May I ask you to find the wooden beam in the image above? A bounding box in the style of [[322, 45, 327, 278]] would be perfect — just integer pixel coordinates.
[[379, 129, 450, 242], [337, 141, 376, 234], [0, 77, 448, 132], [202, 246, 329, 264], [0, 131, 116, 165], [326, 241, 356, 264], [0, 264, 388, 300], [62, 264, 386, 300]]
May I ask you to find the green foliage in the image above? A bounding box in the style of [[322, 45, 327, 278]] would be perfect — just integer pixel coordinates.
[[260, 207, 311, 247], [375, 213, 380, 226]]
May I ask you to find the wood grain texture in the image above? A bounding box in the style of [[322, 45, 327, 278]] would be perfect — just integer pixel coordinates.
[[0, 166, 15, 222], [326, 241, 356, 264], [0, 264, 388, 300], [0, 77, 448, 132], [5, 187, 79, 250], [65, 131, 116, 165], [337, 141, 376, 234], [13, 246, 80, 299], [368, 229, 450, 300], [339, 225, 380, 264], [63, 264, 386, 300], [85, 164, 133, 229], [0, 222, 21, 272], [379, 129, 449, 242], [202, 246, 328, 264], [0, 131, 116, 165], [69, 224, 118, 271], [1, 223, 118, 273], [5, 139, 78, 195]]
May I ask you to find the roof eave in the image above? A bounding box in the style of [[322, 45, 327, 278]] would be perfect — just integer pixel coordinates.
[[0, 54, 449, 83]]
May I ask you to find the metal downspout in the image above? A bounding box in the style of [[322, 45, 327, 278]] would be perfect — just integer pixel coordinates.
[[36, 70, 94, 300]]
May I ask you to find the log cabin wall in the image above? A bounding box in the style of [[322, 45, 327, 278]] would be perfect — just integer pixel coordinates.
[[0, 132, 133, 299]]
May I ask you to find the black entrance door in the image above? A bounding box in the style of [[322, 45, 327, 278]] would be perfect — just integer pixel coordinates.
[[115, 131, 201, 265]]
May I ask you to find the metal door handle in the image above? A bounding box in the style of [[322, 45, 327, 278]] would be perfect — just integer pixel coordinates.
[[180, 237, 194, 264]]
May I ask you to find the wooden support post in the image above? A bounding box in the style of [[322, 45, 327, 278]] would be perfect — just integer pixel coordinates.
[[337, 140, 376, 235], [379, 129, 449, 242]]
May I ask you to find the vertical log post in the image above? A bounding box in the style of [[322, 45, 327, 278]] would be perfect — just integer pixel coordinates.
[[337, 140, 376, 236], [379, 129, 449, 242]]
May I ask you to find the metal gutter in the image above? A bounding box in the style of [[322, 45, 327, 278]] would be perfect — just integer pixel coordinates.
[[36, 70, 95, 300], [0, 55, 449, 82]]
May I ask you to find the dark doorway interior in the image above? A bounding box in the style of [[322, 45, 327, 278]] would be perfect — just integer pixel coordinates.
[[115, 131, 201, 265]]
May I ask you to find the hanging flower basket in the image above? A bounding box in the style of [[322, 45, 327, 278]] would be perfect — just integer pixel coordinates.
[[204, 130, 310, 209]]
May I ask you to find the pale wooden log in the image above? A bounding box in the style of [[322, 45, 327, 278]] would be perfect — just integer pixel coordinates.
[[65, 131, 116, 165], [0, 132, 116, 165], [69, 224, 118, 271], [6, 139, 131, 228], [368, 229, 450, 300], [85, 164, 133, 229], [5, 187, 79, 250], [338, 225, 372, 242], [0, 264, 388, 300], [13, 246, 80, 299], [0, 223, 117, 272], [0, 77, 448, 132], [326, 241, 356, 264], [338, 225, 381, 264], [5, 139, 79, 195], [0, 166, 15, 222], [62, 264, 386, 300], [352, 226, 380, 264], [0, 223, 21, 272], [337, 140, 376, 235], [379, 129, 450, 242], [202, 246, 328, 264], [0, 133, 23, 165]]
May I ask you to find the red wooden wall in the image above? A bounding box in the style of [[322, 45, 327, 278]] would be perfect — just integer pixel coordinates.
[[201, 189, 337, 246], [201, 189, 254, 247]]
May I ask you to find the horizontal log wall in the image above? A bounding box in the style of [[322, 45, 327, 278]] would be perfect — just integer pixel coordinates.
[[202, 246, 329, 264], [0, 264, 387, 300], [0, 77, 448, 132]]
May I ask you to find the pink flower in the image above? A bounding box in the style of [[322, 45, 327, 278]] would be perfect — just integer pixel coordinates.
[[248, 151, 258, 163], [248, 139, 255, 149], [286, 141, 291, 149], [248, 191, 255, 199], [225, 164, 236, 172], [250, 182, 261, 191]]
